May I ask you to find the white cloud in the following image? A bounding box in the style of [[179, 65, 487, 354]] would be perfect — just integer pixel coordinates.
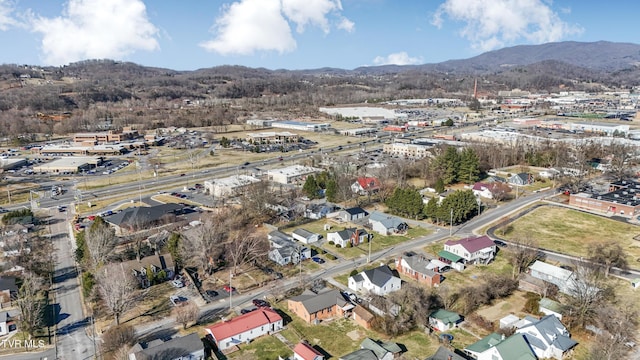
[[200, 0, 296, 55], [29, 0, 159, 66], [0, 0, 17, 31], [373, 52, 423, 66], [201, 0, 354, 56], [337, 17, 355, 33], [432, 0, 583, 52]]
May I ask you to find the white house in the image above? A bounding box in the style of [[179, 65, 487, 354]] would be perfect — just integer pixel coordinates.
[[529, 260, 576, 295], [293, 342, 324, 360], [326, 228, 370, 248], [473, 333, 537, 360], [428, 309, 462, 332], [292, 228, 322, 244], [348, 265, 401, 296], [0, 312, 11, 336], [205, 308, 284, 351], [443, 235, 496, 265], [515, 315, 578, 359], [471, 182, 495, 199], [368, 211, 409, 236], [268, 234, 311, 266]]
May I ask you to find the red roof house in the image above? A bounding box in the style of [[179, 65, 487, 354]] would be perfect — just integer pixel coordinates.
[[205, 308, 284, 351], [351, 177, 381, 195], [293, 342, 324, 360], [443, 235, 496, 265]]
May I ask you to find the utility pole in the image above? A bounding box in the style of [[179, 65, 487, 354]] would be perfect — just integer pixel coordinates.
[[229, 272, 233, 310], [449, 208, 453, 237], [367, 234, 372, 263]]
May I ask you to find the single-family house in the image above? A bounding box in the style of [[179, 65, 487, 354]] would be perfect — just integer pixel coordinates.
[[426, 346, 467, 360], [205, 308, 284, 351], [351, 177, 381, 195], [294, 342, 325, 360], [437, 250, 465, 271], [508, 173, 535, 186], [0, 276, 18, 303], [268, 234, 311, 266], [529, 260, 576, 295], [472, 182, 496, 199], [443, 235, 496, 265], [128, 333, 204, 360], [539, 298, 566, 320], [339, 338, 402, 360], [473, 333, 537, 360], [429, 309, 462, 332], [292, 228, 322, 244], [348, 265, 401, 296], [485, 175, 506, 184], [352, 305, 375, 329], [0, 312, 13, 336], [288, 289, 354, 323], [395, 255, 441, 287], [338, 207, 368, 222], [120, 253, 176, 288], [464, 333, 505, 359], [305, 203, 339, 220], [515, 315, 577, 359], [368, 211, 409, 236], [327, 228, 370, 248]]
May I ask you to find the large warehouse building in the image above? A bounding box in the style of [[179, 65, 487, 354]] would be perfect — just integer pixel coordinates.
[[33, 156, 103, 174]]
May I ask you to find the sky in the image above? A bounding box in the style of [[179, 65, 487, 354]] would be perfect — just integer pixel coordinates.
[[0, 0, 639, 71]]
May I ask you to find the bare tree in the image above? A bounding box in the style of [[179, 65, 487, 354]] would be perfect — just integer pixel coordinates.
[[504, 236, 541, 279], [589, 242, 628, 278], [173, 302, 199, 329], [97, 265, 141, 326], [586, 303, 638, 360], [180, 214, 228, 277], [86, 217, 118, 268], [566, 262, 611, 328], [226, 230, 269, 275], [608, 141, 636, 180], [489, 182, 512, 202], [16, 272, 46, 336]]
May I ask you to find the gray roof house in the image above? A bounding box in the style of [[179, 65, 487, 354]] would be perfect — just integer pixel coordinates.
[[338, 207, 368, 222], [348, 265, 401, 296], [292, 228, 322, 244], [339, 338, 402, 360], [128, 332, 204, 360], [288, 289, 354, 323], [529, 260, 576, 295], [327, 228, 370, 248], [508, 172, 534, 186], [367, 211, 409, 236], [515, 314, 578, 359], [426, 346, 467, 360], [105, 203, 183, 235], [268, 233, 311, 266]]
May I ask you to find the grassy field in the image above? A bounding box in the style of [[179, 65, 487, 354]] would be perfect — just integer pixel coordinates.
[[274, 304, 439, 358], [228, 334, 292, 360], [501, 206, 640, 262]]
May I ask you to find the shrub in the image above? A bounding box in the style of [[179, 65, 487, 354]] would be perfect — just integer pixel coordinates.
[[335, 243, 342, 248], [326, 254, 337, 260], [328, 241, 334, 245], [102, 324, 135, 354], [346, 242, 353, 248], [349, 269, 359, 277]]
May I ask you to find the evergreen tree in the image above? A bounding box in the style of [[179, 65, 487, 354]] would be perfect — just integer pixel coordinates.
[[434, 178, 445, 193], [167, 233, 182, 269], [302, 175, 320, 199], [459, 148, 481, 184], [423, 196, 439, 222], [325, 178, 338, 202]]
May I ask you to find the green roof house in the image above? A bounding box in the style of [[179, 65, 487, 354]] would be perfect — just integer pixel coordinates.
[[429, 309, 462, 332]]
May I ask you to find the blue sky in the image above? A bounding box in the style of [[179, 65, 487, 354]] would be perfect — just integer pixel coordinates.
[[0, 0, 638, 71]]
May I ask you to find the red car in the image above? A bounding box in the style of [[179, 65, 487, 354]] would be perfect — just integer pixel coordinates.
[[223, 285, 236, 293]]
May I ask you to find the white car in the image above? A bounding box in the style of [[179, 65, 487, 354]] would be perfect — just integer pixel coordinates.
[[171, 279, 184, 288]]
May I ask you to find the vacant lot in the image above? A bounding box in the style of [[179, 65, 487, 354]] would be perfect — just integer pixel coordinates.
[[501, 206, 640, 262]]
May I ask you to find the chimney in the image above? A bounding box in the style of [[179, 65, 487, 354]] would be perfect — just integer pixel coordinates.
[[501, 333, 505, 340], [448, 355, 452, 360]]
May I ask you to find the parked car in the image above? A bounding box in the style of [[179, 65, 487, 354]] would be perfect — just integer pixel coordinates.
[[171, 279, 184, 288], [205, 290, 219, 298], [170, 295, 188, 306], [312, 257, 325, 264], [223, 285, 236, 293], [252, 299, 270, 308], [240, 307, 257, 314]]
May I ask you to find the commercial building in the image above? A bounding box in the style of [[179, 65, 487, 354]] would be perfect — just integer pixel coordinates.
[[382, 142, 432, 159], [569, 122, 629, 136], [246, 119, 273, 127], [0, 158, 28, 171], [319, 106, 407, 121], [204, 175, 261, 198], [338, 128, 377, 136], [73, 128, 139, 145], [271, 120, 331, 132], [569, 179, 640, 218], [246, 131, 300, 144], [267, 165, 322, 185], [34, 144, 127, 156], [32, 156, 102, 174]]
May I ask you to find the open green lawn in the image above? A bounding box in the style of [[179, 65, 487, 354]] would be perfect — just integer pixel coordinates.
[[228, 334, 292, 360], [501, 206, 640, 263]]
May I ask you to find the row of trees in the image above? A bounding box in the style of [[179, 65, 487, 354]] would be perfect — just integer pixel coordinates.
[[384, 187, 480, 225]]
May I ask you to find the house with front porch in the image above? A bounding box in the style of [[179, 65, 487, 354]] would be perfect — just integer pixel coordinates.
[[327, 228, 370, 248], [395, 254, 442, 287], [443, 235, 496, 265], [205, 308, 283, 351], [348, 265, 401, 296]]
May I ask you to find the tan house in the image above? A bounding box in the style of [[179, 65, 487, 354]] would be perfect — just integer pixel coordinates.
[[352, 305, 375, 329]]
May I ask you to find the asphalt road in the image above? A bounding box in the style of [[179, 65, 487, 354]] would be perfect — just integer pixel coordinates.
[[49, 208, 95, 360]]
